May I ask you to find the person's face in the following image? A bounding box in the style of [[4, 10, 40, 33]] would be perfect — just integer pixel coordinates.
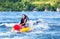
[[22, 15, 25, 19]]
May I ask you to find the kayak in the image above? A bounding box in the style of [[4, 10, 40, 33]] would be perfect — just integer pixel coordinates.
[[11, 24, 31, 33], [20, 27, 30, 32]]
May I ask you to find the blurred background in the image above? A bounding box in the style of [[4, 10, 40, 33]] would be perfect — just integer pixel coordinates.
[[0, 0, 60, 11]]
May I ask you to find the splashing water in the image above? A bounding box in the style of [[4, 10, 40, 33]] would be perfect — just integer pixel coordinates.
[[27, 19, 50, 31]]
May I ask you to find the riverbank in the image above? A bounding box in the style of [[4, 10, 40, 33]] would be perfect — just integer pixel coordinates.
[[0, 0, 60, 11]]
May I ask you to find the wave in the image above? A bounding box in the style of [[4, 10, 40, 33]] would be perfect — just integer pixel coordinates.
[[0, 23, 18, 27], [0, 19, 50, 30]]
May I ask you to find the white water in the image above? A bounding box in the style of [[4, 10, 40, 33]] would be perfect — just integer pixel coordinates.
[[0, 18, 50, 30]]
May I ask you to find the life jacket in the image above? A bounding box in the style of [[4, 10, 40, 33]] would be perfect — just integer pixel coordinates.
[[20, 19, 27, 26], [14, 24, 22, 31]]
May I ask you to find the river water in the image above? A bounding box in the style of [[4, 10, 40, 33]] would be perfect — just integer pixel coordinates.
[[0, 11, 60, 39]]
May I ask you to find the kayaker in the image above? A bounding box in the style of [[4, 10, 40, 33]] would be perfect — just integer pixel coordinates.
[[20, 14, 29, 27], [12, 14, 30, 32], [13, 14, 29, 31]]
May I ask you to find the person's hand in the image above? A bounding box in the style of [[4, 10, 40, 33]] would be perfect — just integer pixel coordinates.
[[21, 26, 24, 28]]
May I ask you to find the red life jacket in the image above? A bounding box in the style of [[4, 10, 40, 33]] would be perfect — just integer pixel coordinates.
[[14, 24, 22, 31]]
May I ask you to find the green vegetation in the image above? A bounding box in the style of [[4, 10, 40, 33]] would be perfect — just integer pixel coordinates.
[[0, 0, 60, 11]]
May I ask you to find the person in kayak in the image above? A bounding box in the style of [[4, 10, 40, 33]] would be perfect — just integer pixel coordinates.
[[13, 14, 29, 31], [20, 14, 29, 27]]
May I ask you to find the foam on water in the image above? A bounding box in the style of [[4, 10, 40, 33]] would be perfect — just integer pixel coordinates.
[[0, 18, 50, 36], [0, 23, 18, 27], [27, 19, 50, 31], [0, 18, 50, 30]]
